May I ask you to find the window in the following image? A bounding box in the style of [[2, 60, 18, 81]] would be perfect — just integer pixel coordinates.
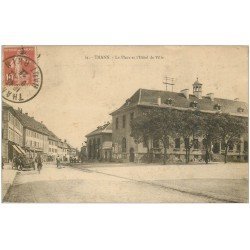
[[184, 138, 190, 149], [116, 117, 119, 129], [244, 141, 248, 152], [237, 143, 241, 152], [165, 137, 170, 149], [122, 138, 126, 153], [221, 141, 226, 150], [237, 107, 244, 113], [213, 142, 220, 154], [190, 101, 198, 108], [153, 139, 159, 148], [214, 104, 221, 111], [164, 98, 173, 105], [228, 141, 234, 151], [143, 140, 148, 148], [130, 112, 134, 121], [175, 138, 180, 149], [122, 115, 126, 128], [193, 139, 199, 150]]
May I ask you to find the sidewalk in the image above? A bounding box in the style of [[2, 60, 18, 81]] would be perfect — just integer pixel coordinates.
[[1, 163, 17, 201]]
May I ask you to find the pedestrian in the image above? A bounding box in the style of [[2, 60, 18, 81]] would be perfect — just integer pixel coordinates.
[[2, 157, 4, 169], [36, 154, 43, 173], [56, 155, 61, 168]]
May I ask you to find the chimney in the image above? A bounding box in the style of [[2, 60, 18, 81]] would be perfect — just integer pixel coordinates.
[[180, 89, 189, 99], [41, 121, 43, 124], [206, 93, 214, 101], [157, 97, 161, 106], [234, 98, 239, 101]]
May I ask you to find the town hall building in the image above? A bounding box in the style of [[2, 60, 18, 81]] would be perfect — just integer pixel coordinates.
[[110, 79, 248, 163]]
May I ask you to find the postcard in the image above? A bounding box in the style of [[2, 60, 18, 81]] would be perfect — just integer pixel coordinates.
[[1, 46, 248, 203]]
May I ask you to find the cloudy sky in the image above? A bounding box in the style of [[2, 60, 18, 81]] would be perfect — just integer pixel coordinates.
[[7, 46, 248, 148]]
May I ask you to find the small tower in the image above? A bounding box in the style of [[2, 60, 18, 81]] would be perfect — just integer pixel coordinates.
[[193, 78, 202, 99]]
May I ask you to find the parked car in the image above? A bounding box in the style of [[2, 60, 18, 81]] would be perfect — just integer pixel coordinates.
[[19, 156, 35, 171]]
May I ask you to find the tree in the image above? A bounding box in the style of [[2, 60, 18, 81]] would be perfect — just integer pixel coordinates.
[[130, 107, 180, 164], [216, 114, 248, 163], [130, 110, 153, 162], [175, 110, 202, 163], [149, 108, 181, 165], [200, 113, 222, 164]]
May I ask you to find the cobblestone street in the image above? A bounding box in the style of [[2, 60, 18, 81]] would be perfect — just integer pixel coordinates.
[[3, 162, 248, 203]]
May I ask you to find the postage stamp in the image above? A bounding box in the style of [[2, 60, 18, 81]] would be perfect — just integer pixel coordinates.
[[2, 46, 43, 103]]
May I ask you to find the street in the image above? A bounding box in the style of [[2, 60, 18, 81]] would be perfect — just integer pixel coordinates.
[[3, 163, 248, 203]]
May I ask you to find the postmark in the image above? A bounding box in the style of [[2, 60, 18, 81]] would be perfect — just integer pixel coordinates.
[[2, 46, 43, 103]]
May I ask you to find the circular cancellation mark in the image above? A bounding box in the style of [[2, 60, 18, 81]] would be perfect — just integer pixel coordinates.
[[2, 54, 43, 103]]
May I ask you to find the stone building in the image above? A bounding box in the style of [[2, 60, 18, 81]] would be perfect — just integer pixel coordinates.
[[2, 102, 25, 162], [2, 102, 75, 163], [14, 109, 50, 160], [86, 122, 112, 161], [110, 79, 248, 163], [47, 131, 60, 161]]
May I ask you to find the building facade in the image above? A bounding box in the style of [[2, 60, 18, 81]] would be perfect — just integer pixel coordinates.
[[86, 122, 112, 161], [110, 80, 248, 163], [2, 103, 24, 162], [2, 102, 76, 163]]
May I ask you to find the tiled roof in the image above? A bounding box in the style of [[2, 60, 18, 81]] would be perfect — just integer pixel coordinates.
[[14, 110, 52, 135], [111, 88, 248, 117], [86, 122, 112, 137], [47, 130, 60, 142], [66, 142, 75, 149], [3, 101, 75, 146], [14, 109, 61, 141]]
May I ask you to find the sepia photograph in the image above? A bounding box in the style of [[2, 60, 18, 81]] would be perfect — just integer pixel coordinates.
[[1, 45, 248, 203]]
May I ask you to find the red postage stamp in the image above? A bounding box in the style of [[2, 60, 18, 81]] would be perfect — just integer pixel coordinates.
[[2, 46, 42, 103]]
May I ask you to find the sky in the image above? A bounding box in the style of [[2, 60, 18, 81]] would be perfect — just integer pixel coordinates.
[[5, 46, 248, 149]]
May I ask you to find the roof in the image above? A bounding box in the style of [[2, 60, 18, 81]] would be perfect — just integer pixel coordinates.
[[5, 102, 60, 139], [66, 142, 75, 149], [47, 130, 60, 142], [3, 102, 73, 146], [13, 110, 53, 135], [110, 88, 248, 117], [86, 122, 112, 137]]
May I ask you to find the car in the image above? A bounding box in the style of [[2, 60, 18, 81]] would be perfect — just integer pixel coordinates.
[[19, 157, 36, 171]]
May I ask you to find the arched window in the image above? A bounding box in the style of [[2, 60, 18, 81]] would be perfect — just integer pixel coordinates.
[[122, 137, 126, 153]]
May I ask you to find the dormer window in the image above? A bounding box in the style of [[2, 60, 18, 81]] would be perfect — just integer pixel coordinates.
[[214, 104, 221, 111], [190, 101, 198, 108], [237, 107, 244, 113], [164, 98, 174, 105], [125, 98, 131, 105]]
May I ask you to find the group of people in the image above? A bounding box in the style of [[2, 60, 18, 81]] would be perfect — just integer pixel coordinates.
[[12, 155, 25, 170], [12, 154, 43, 172]]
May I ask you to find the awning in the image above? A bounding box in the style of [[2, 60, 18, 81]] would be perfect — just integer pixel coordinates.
[[13, 145, 22, 154], [16, 145, 26, 155]]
